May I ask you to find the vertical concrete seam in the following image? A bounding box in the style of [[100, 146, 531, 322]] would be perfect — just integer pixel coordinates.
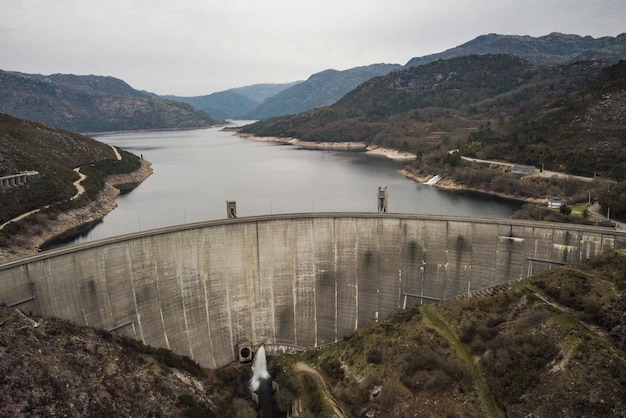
[[24, 264, 39, 316], [125, 243, 141, 342], [72, 252, 88, 327], [292, 221, 298, 345], [101, 247, 116, 328], [354, 219, 359, 332], [333, 218, 338, 343], [201, 263, 217, 368], [154, 241, 171, 350], [177, 234, 194, 360], [133, 240, 147, 344], [253, 222, 263, 344], [268, 223, 276, 344], [311, 219, 318, 347]]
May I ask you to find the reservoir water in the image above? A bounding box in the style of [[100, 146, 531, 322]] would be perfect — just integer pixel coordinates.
[[73, 125, 521, 244]]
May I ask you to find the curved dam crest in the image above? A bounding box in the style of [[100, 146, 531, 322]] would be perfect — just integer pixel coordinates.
[[1, 213, 625, 369]]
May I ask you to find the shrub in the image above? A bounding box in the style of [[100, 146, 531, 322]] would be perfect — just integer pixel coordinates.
[[366, 348, 383, 365], [320, 357, 344, 382]]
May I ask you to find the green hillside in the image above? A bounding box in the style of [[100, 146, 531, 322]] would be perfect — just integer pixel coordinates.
[[0, 113, 140, 230], [241, 55, 611, 159]]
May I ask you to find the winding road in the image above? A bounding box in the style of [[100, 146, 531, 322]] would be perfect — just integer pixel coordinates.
[[0, 145, 119, 232], [0, 167, 87, 232]]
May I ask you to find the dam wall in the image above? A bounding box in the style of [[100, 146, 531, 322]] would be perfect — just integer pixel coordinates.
[[1, 213, 625, 368]]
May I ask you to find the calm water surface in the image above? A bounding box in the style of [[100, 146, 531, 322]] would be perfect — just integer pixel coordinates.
[[73, 126, 521, 244]]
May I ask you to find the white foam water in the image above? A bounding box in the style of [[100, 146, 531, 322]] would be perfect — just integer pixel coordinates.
[[249, 344, 271, 392]]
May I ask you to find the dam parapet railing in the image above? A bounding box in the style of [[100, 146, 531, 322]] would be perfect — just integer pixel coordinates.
[[1, 213, 625, 369]]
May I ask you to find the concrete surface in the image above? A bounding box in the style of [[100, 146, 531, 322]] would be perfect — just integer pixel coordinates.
[[1, 213, 624, 368]]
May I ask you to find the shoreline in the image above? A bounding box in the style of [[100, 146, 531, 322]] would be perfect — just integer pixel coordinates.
[[82, 124, 222, 137], [0, 160, 153, 264], [236, 133, 417, 161], [400, 167, 543, 204]]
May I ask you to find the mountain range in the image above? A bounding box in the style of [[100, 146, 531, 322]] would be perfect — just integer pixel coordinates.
[[163, 81, 302, 119], [1, 32, 624, 133], [175, 32, 625, 120], [406, 32, 626, 67], [0, 70, 222, 133], [167, 63, 401, 120]]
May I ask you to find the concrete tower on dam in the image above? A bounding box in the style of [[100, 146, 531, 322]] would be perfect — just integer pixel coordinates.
[[1, 213, 625, 369]]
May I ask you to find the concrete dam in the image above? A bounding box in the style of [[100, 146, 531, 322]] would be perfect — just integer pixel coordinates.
[[1, 213, 625, 369]]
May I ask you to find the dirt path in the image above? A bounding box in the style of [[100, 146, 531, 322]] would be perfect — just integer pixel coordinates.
[[70, 167, 86, 200], [293, 362, 346, 418], [111, 145, 122, 161], [0, 167, 88, 232]]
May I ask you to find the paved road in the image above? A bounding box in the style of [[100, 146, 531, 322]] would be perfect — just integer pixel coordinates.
[[588, 202, 625, 230], [461, 156, 595, 182]]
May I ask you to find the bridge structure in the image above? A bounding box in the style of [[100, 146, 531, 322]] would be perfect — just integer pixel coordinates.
[[1, 213, 625, 368], [0, 171, 40, 189]]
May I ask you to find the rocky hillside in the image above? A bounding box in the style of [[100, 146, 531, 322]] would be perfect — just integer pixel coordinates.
[[406, 32, 626, 67], [0, 70, 223, 132], [1, 250, 624, 417], [0, 305, 226, 417], [244, 63, 401, 119]]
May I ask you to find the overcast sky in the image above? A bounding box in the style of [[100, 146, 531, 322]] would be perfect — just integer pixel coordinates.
[[1, 0, 624, 96]]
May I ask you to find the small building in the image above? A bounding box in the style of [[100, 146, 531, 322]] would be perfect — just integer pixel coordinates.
[[547, 197, 567, 209]]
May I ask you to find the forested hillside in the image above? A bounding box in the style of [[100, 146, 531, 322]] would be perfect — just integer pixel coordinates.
[[0, 113, 139, 228], [244, 63, 401, 119], [241, 56, 624, 178]]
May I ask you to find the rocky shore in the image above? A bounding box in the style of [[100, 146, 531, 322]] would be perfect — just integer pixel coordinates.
[[236, 133, 417, 161], [0, 160, 153, 264]]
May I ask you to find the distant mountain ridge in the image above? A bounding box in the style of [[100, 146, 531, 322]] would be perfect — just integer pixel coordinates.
[[0, 70, 222, 133], [406, 32, 626, 67], [178, 33, 625, 121], [164, 90, 258, 120], [167, 64, 402, 120], [244, 63, 401, 119], [165, 81, 301, 119]]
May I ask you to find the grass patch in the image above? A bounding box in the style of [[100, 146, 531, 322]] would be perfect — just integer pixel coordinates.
[[421, 305, 504, 418]]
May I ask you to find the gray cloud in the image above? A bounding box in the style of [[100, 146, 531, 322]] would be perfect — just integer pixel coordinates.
[[1, 0, 624, 95]]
